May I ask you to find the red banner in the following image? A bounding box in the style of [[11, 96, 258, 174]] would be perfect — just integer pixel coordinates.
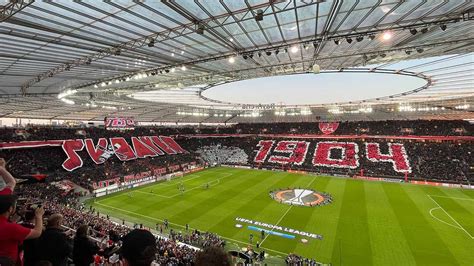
[[0, 136, 186, 172]]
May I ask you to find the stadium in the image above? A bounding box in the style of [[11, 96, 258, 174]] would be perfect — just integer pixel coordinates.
[[0, 0, 473, 265]]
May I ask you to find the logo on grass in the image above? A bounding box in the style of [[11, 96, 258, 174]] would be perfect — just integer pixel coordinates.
[[271, 189, 332, 207]]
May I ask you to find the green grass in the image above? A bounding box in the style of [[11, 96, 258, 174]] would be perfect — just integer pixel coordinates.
[[89, 167, 474, 265]]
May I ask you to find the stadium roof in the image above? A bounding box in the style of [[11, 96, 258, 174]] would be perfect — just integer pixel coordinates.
[[0, 0, 473, 123]]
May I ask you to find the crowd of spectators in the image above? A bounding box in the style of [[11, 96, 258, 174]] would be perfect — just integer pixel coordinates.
[[0, 164, 236, 266], [181, 136, 473, 183], [0, 122, 471, 189], [196, 144, 248, 165], [286, 253, 320, 266], [0, 121, 472, 265], [0, 120, 472, 144]]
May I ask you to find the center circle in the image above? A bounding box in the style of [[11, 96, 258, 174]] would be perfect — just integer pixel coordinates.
[[270, 188, 332, 207], [202, 72, 427, 105]]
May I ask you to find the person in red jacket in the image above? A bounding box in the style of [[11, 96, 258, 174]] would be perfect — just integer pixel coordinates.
[[0, 158, 45, 264]]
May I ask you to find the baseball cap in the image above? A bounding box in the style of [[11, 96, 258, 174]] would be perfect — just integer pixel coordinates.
[[120, 229, 157, 265]]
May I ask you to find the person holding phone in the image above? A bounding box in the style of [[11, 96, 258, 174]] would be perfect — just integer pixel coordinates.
[[0, 158, 45, 263]]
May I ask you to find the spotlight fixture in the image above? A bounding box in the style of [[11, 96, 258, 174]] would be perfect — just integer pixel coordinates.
[[48, 72, 54, 77], [405, 50, 412, 55], [228, 56, 235, 63], [170, 68, 175, 73], [147, 39, 155, 47], [416, 48, 424, 53], [266, 51, 272, 56], [65, 64, 71, 71], [171, 52, 175, 57], [196, 22, 205, 34], [420, 27, 428, 34], [312, 41, 318, 48], [440, 24, 447, 31], [114, 49, 121, 56], [255, 9, 264, 21], [249, 54, 254, 59], [409, 28, 418, 35], [94, 84, 98, 89], [85, 58, 91, 65], [346, 37, 353, 44], [380, 53, 386, 58], [258, 52, 262, 57], [362, 54, 368, 60], [290, 45, 299, 53], [382, 31, 392, 40], [181, 65, 187, 71], [334, 39, 340, 45], [356, 36, 364, 42], [283, 48, 288, 53], [368, 34, 376, 40], [275, 49, 279, 55], [243, 54, 248, 60]]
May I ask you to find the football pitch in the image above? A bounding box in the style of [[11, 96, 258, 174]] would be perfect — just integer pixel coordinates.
[[89, 167, 474, 265]]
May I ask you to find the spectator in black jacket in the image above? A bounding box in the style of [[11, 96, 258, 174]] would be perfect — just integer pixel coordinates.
[[73, 224, 100, 266], [19, 210, 40, 266], [37, 214, 71, 266]]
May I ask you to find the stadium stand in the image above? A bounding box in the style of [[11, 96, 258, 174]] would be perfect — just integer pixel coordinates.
[[1, 0, 473, 264], [0, 121, 472, 264]]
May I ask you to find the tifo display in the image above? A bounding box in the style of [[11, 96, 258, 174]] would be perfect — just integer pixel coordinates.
[[0, 121, 472, 265]]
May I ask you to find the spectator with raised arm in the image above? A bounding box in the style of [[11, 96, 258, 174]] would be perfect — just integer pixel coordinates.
[[0, 158, 16, 195]]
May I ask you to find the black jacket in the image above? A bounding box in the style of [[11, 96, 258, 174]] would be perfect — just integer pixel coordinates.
[[37, 228, 71, 266], [19, 222, 39, 266], [73, 236, 100, 266]]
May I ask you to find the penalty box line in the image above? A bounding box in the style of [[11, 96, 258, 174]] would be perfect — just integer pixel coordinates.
[[95, 173, 234, 203], [427, 195, 474, 239], [428, 195, 474, 201], [134, 172, 233, 198], [93, 202, 288, 256]]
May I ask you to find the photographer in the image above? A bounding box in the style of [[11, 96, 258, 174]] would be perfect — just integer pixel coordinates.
[[0, 194, 45, 263], [0, 157, 45, 263]]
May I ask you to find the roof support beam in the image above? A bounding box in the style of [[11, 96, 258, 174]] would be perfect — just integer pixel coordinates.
[[0, 0, 34, 22]]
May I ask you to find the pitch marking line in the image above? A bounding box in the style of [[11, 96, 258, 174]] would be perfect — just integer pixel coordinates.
[[429, 195, 474, 201], [136, 173, 233, 198], [94, 202, 288, 256], [96, 173, 234, 203], [94, 174, 203, 202], [428, 195, 474, 239], [260, 176, 318, 246], [429, 207, 460, 230]]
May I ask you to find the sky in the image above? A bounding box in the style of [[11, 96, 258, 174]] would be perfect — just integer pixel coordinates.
[[202, 54, 472, 105], [202, 72, 427, 105]]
